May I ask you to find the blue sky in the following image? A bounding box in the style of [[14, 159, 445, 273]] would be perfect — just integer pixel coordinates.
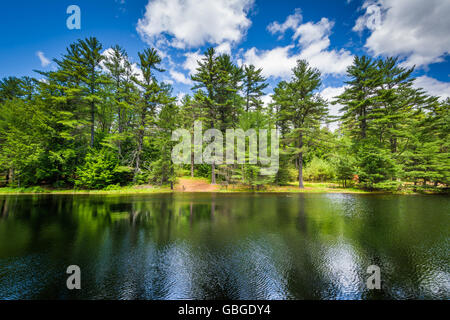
[[0, 0, 449, 111]]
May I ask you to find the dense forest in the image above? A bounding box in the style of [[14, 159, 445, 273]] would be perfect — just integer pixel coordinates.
[[0, 37, 448, 192]]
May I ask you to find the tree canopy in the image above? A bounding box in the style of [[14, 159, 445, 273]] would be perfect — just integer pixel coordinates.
[[0, 37, 448, 192]]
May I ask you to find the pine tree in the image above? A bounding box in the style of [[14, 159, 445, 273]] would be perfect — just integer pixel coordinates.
[[191, 48, 221, 184], [373, 57, 414, 154], [133, 48, 164, 179], [179, 94, 206, 177], [273, 60, 327, 188], [336, 56, 381, 140], [154, 86, 178, 189], [243, 64, 268, 112], [0, 77, 24, 102], [60, 37, 106, 147], [103, 45, 138, 159]]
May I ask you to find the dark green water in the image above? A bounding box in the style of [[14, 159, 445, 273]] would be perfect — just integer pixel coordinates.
[[0, 193, 448, 300]]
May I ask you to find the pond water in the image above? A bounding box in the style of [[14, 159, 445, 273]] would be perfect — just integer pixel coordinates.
[[0, 193, 448, 300]]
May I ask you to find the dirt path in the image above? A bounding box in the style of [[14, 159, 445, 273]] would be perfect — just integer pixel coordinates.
[[175, 178, 219, 192]]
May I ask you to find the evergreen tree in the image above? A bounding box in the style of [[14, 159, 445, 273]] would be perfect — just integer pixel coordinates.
[[273, 60, 327, 188], [133, 48, 164, 179], [55, 37, 106, 147], [243, 64, 268, 112], [336, 56, 380, 140], [0, 77, 24, 102], [191, 48, 221, 184], [153, 86, 178, 189], [103, 45, 138, 159]]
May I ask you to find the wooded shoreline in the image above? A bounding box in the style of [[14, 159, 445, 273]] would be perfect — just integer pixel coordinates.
[[0, 179, 447, 195], [1, 38, 448, 192]]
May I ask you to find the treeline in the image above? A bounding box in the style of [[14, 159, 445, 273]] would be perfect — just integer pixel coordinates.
[[0, 37, 448, 191]]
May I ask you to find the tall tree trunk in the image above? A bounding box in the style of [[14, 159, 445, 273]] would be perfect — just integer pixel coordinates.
[[90, 102, 95, 147], [134, 114, 145, 180], [118, 107, 123, 158], [390, 137, 397, 153], [298, 133, 304, 189], [361, 106, 367, 139], [7, 168, 14, 186], [190, 134, 194, 177], [210, 120, 216, 185], [135, 130, 143, 179], [246, 91, 250, 112]]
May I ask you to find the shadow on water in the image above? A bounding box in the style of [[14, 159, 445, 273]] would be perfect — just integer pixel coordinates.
[[0, 193, 448, 299]]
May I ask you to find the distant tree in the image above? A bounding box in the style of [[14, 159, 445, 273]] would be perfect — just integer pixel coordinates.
[[243, 64, 268, 112]]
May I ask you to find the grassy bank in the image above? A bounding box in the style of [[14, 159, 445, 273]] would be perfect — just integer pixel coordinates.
[[0, 178, 446, 195], [0, 185, 172, 195]]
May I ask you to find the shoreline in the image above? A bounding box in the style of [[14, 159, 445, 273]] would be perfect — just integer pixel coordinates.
[[0, 178, 446, 196], [0, 187, 445, 197]]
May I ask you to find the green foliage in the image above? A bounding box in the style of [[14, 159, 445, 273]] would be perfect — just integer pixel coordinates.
[[304, 157, 335, 182], [243, 165, 272, 190], [0, 37, 447, 193], [333, 154, 356, 187], [75, 150, 120, 189], [356, 146, 398, 188], [272, 59, 327, 188], [274, 153, 295, 185]]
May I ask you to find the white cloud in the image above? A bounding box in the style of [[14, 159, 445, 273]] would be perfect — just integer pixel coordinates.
[[215, 42, 232, 55], [320, 86, 347, 116], [353, 0, 450, 68], [296, 18, 353, 75], [243, 45, 298, 79], [261, 94, 273, 109], [244, 13, 353, 79], [183, 50, 204, 75], [267, 8, 302, 39], [353, 2, 382, 33], [137, 0, 254, 49], [170, 69, 193, 85], [36, 51, 51, 67], [320, 85, 347, 131], [294, 18, 332, 45], [176, 92, 186, 105], [414, 76, 450, 100]]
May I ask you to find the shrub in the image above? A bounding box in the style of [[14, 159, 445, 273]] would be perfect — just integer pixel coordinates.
[[177, 167, 191, 177], [104, 183, 122, 191], [75, 150, 120, 189], [333, 154, 356, 187], [274, 153, 295, 185], [304, 157, 335, 182], [356, 147, 398, 189], [113, 166, 134, 185]]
